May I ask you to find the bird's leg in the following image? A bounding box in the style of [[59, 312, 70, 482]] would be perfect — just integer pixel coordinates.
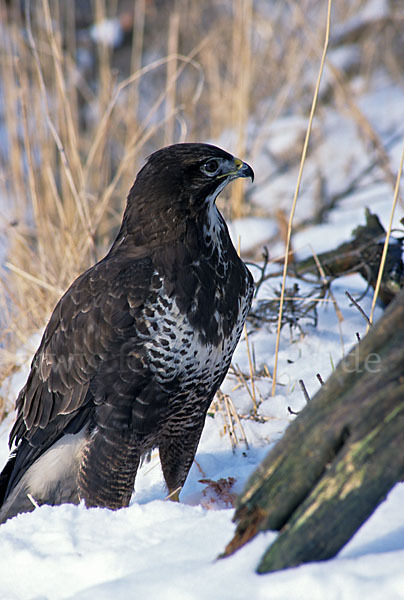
[[78, 428, 140, 509], [158, 423, 205, 501], [166, 486, 182, 502]]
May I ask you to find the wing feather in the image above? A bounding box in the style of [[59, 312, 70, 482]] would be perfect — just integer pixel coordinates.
[[22, 383, 41, 431], [9, 255, 155, 452]]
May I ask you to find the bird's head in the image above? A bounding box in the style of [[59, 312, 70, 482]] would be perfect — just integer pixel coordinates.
[[132, 143, 254, 209], [118, 143, 254, 250]]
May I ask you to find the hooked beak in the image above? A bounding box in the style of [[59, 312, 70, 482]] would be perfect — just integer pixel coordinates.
[[234, 157, 254, 182], [215, 156, 254, 183]]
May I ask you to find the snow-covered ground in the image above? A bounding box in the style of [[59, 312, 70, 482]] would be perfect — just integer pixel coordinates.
[[1, 7, 404, 600], [1, 483, 404, 600]]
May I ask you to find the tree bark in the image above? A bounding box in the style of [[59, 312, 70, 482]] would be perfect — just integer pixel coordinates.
[[222, 286, 404, 573]]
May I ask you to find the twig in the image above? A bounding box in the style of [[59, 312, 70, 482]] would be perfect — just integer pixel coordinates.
[[233, 364, 255, 406], [345, 290, 371, 326], [243, 324, 258, 414], [299, 379, 311, 403], [316, 373, 324, 385], [214, 391, 249, 450], [263, 364, 273, 381], [229, 402, 249, 450], [252, 246, 270, 297], [27, 493, 40, 509], [223, 393, 239, 450], [311, 245, 345, 356], [225, 393, 249, 450]]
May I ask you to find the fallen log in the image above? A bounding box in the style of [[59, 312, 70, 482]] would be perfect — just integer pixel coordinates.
[[292, 208, 404, 305], [222, 285, 404, 573]]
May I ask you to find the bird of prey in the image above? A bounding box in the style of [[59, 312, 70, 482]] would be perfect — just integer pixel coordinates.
[[0, 143, 254, 523]]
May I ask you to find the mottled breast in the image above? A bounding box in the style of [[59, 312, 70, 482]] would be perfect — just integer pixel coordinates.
[[154, 281, 248, 376], [135, 257, 253, 417]]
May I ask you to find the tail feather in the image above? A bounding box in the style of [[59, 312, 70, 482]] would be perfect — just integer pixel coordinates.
[[0, 452, 16, 506], [0, 429, 88, 524]]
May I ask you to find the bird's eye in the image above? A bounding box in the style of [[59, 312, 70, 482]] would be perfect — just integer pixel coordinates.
[[201, 159, 221, 176]]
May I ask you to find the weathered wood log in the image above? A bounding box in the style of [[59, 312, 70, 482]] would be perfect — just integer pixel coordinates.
[[292, 209, 404, 305], [222, 285, 404, 573]]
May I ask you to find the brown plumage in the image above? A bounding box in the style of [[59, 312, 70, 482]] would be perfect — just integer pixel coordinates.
[[0, 143, 254, 523]]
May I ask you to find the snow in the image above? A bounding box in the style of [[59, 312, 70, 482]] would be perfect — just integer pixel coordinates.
[[228, 216, 277, 254], [1, 482, 404, 599], [89, 18, 124, 48], [251, 73, 404, 232]]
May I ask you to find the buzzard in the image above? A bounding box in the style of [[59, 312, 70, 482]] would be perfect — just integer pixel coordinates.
[[0, 143, 254, 523]]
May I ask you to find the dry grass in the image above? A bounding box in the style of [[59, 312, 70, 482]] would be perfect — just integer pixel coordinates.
[[0, 0, 402, 421]]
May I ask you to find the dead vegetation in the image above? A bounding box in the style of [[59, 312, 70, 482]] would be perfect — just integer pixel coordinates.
[[199, 477, 237, 509]]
